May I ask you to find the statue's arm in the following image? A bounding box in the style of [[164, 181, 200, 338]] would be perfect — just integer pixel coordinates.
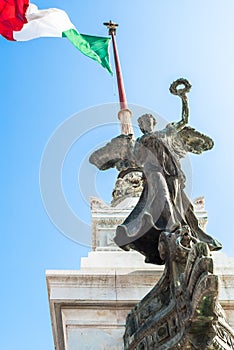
[[169, 78, 191, 132], [89, 134, 137, 171], [173, 94, 189, 131]]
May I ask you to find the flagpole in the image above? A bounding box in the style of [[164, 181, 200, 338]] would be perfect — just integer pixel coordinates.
[[104, 21, 134, 136]]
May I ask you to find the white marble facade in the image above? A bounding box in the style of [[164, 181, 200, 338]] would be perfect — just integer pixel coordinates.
[[47, 197, 234, 350]]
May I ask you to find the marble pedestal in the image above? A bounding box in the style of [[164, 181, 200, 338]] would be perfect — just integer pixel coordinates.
[[47, 252, 234, 350], [46, 198, 234, 350]]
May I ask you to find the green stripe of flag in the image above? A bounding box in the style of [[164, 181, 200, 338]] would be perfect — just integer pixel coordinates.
[[62, 29, 113, 74]]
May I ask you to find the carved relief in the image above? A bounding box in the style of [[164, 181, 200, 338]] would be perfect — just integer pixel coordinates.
[[90, 197, 110, 211], [124, 229, 234, 349], [111, 171, 144, 207], [96, 229, 118, 248], [193, 196, 205, 211]]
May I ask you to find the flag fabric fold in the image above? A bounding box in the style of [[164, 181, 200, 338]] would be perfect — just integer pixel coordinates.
[[63, 30, 112, 74], [0, 2, 112, 74]]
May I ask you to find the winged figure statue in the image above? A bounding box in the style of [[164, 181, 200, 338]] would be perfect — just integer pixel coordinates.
[[89, 78, 222, 265]]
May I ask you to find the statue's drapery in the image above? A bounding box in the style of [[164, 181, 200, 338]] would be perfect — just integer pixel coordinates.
[[114, 124, 221, 265]]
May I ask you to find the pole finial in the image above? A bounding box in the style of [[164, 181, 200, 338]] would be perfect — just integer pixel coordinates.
[[103, 20, 119, 35]]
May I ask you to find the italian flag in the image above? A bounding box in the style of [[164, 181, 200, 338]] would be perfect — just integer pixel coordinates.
[[0, 1, 112, 74]]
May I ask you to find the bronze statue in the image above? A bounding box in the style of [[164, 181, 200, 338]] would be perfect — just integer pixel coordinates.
[[114, 112, 221, 264], [90, 78, 222, 265]]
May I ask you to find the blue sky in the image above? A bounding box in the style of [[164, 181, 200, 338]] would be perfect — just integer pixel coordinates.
[[1, 1, 234, 349]]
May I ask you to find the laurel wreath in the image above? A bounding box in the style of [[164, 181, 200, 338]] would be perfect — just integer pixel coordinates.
[[169, 78, 192, 96]]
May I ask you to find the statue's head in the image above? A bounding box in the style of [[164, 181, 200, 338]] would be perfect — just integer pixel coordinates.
[[138, 114, 156, 134]]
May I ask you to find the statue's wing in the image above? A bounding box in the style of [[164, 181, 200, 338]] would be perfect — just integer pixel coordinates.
[[89, 134, 136, 170], [178, 126, 214, 154]]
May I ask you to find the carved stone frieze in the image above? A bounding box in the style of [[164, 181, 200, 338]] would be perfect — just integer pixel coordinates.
[[96, 218, 126, 227]]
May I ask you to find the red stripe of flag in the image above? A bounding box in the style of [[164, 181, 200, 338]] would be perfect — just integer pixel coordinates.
[[0, 0, 29, 40]]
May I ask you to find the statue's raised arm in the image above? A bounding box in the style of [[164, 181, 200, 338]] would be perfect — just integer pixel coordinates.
[[169, 78, 191, 131], [169, 78, 214, 155]]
